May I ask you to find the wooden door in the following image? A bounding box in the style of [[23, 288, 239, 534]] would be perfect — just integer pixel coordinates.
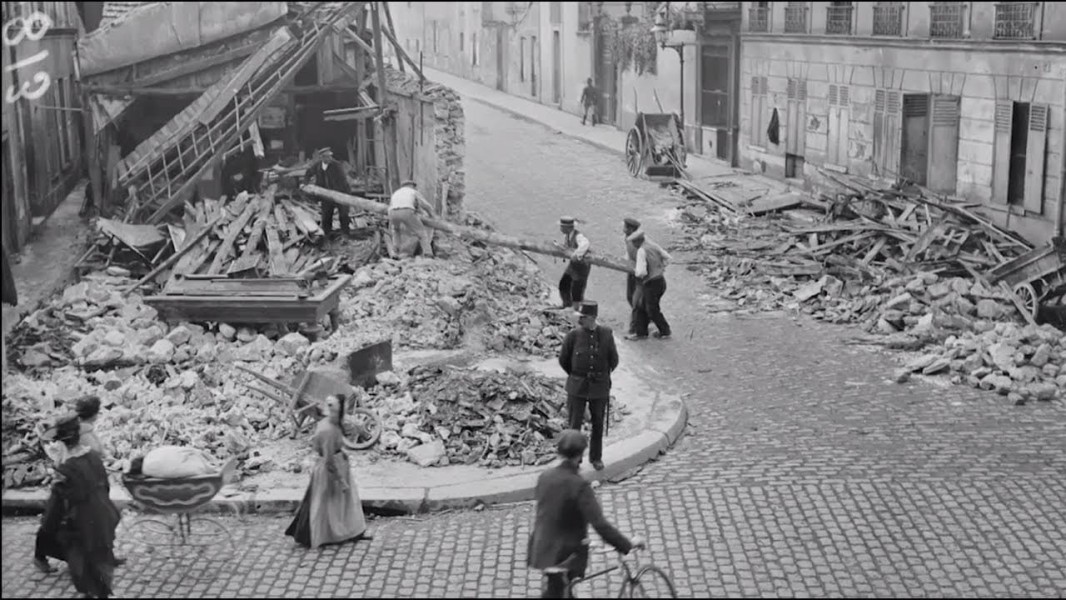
[[785, 78, 807, 157], [1023, 104, 1049, 213], [899, 94, 929, 185], [927, 95, 960, 194]]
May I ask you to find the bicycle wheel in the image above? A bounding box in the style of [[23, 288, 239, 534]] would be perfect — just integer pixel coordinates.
[[629, 566, 677, 598]]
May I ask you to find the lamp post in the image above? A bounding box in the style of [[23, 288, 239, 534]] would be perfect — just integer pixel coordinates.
[[651, 11, 685, 133]]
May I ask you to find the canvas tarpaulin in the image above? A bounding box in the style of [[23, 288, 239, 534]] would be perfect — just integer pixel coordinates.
[[78, 2, 288, 78]]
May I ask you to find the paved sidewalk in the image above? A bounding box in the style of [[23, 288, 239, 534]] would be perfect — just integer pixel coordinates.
[[423, 66, 772, 185]]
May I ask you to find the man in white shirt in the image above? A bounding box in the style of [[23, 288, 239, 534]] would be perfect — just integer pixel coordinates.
[[555, 217, 592, 309], [624, 230, 672, 340], [388, 180, 437, 258]]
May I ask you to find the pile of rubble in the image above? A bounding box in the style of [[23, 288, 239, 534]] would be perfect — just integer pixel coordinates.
[[673, 172, 1064, 402], [2, 228, 578, 488], [356, 365, 620, 468]]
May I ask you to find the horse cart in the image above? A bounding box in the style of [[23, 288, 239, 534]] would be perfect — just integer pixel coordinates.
[[625, 112, 688, 182], [988, 237, 1066, 319]]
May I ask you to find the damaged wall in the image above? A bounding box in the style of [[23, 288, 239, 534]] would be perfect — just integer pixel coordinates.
[[385, 67, 466, 218]]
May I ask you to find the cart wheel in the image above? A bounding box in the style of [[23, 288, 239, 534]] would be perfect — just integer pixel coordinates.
[[626, 129, 644, 177], [1014, 282, 1040, 319], [344, 407, 382, 450]]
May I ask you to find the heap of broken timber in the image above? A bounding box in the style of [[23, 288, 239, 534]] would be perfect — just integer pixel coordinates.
[[302, 185, 635, 274]]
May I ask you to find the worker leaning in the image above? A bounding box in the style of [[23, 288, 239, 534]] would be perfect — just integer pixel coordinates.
[[556, 216, 592, 310], [388, 179, 437, 259]]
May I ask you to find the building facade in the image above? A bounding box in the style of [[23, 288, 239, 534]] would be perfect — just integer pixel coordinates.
[[740, 1, 1066, 244], [1, 1, 85, 253]]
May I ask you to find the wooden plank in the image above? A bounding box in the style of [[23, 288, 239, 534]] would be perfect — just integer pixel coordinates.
[[227, 203, 271, 275], [861, 237, 887, 265], [208, 198, 258, 274], [810, 232, 876, 257], [122, 213, 226, 296], [266, 224, 288, 275]]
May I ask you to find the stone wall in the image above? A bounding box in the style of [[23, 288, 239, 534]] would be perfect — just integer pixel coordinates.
[[386, 67, 466, 218]]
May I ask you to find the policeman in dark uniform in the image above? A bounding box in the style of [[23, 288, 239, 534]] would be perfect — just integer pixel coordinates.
[[557, 301, 619, 471]]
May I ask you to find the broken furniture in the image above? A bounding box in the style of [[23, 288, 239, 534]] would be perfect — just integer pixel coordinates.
[[987, 237, 1066, 319], [144, 274, 352, 331], [347, 340, 393, 388], [236, 365, 382, 448], [625, 112, 688, 182]]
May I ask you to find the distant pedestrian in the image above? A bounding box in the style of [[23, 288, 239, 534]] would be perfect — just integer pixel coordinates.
[[285, 393, 373, 549], [35, 414, 122, 598], [527, 429, 642, 598], [625, 231, 672, 341], [387, 180, 437, 258], [558, 302, 618, 471], [305, 147, 352, 237], [555, 217, 591, 309], [580, 78, 599, 126], [621, 217, 642, 335]]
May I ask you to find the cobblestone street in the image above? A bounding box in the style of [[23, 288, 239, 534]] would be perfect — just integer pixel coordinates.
[[4, 92, 1066, 599]]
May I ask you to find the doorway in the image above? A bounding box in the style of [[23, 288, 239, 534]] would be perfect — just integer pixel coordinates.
[[552, 31, 561, 104], [1007, 102, 1031, 205], [900, 94, 930, 185], [531, 36, 537, 97], [593, 27, 618, 125]]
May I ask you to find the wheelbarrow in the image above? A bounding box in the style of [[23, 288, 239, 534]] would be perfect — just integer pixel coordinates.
[[987, 237, 1066, 320], [235, 365, 382, 449]]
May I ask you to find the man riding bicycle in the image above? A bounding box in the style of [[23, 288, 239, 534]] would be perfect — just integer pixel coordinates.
[[527, 429, 644, 598]]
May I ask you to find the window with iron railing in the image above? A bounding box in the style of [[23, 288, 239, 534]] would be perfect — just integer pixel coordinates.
[[994, 2, 1039, 40], [749, 2, 769, 32], [826, 2, 853, 34], [930, 2, 967, 39], [785, 2, 808, 33], [873, 2, 905, 36]]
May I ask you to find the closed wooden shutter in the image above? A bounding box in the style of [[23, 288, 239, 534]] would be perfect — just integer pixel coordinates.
[[991, 100, 1013, 205], [873, 89, 885, 169], [786, 79, 807, 155], [1024, 104, 1049, 214], [882, 91, 902, 176], [827, 85, 850, 167], [750, 76, 762, 144], [927, 95, 961, 194]]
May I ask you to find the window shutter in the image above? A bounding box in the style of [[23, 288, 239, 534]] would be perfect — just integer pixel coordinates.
[[873, 90, 886, 167], [839, 85, 849, 107], [991, 100, 1013, 204], [750, 77, 760, 143], [883, 91, 902, 176], [828, 84, 838, 106], [1024, 104, 1049, 214], [928, 95, 961, 194]]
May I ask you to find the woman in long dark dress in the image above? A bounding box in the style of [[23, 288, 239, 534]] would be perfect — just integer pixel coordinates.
[[285, 394, 372, 548], [36, 414, 122, 598]]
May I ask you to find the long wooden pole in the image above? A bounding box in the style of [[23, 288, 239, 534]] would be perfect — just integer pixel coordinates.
[[370, 2, 400, 193], [302, 185, 633, 273]]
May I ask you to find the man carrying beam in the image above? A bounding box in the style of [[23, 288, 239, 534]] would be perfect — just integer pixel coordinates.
[[388, 180, 437, 259], [555, 217, 592, 310], [305, 147, 352, 238]]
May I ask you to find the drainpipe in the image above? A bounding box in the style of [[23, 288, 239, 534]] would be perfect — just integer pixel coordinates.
[[1058, 116, 1065, 239]]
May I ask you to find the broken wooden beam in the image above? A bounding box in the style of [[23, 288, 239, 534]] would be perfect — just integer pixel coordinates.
[[123, 213, 226, 296], [302, 185, 634, 273]]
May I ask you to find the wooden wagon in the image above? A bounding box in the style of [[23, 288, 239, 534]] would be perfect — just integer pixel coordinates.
[[988, 237, 1066, 319]]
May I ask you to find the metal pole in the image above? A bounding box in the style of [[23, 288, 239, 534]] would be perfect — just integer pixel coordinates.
[[677, 46, 685, 144]]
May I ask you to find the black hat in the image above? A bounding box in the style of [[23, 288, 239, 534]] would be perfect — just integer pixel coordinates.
[[627, 230, 646, 243], [556, 429, 588, 459], [401, 179, 417, 188], [623, 217, 641, 230], [559, 216, 575, 227], [315, 147, 334, 157], [55, 414, 81, 446], [75, 395, 101, 421], [575, 301, 598, 318]]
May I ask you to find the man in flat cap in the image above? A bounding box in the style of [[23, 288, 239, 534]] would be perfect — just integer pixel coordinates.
[[555, 216, 592, 309], [558, 301, 618, 471], [388, 179, 438, 258], [622, 217, 642, 336], [305, 146, 352, 237], [528, 429, 642, 598], [625, 230, 672, 341]]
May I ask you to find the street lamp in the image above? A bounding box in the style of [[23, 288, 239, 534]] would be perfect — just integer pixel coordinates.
[[651, 10, 685, 131]]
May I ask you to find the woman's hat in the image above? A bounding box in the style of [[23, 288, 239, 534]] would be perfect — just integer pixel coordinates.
[[575, 301, 598, 318]]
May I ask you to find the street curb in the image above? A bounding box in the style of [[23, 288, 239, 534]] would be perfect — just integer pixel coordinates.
[[2, 398, 688, 517], [465, 96, 627, 159]]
